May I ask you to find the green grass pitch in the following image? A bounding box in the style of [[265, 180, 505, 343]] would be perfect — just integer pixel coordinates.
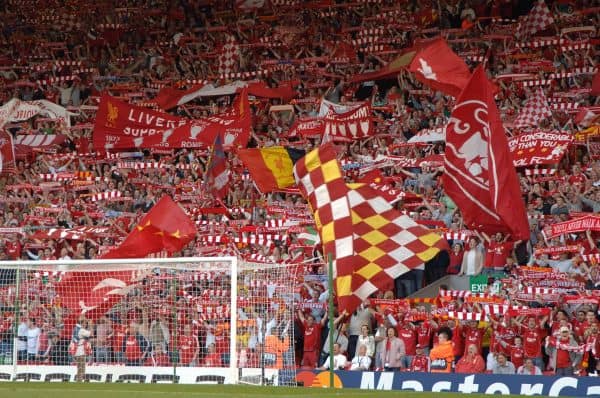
[[0, 382, 523, 398]]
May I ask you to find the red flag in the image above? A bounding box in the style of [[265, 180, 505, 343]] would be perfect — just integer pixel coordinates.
[[0, 129, 15, 174], [55, 270, 139, 323], [408, 38, 471, 98], [592, 70, 600, 96], [93, 94, 187, 150], [442, 66, 529, 240], [204, 134, 229, 199], [100, 196, 196, 259], [154, 84, 206, 111]]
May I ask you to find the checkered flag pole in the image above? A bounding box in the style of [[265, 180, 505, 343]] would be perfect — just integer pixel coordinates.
[[514, 88, 553, 128], [516, 0, 555, 38]]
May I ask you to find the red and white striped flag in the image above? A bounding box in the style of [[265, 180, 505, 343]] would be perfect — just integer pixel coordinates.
[[513, 88, 553, 129], [516, 0, 554, 38]]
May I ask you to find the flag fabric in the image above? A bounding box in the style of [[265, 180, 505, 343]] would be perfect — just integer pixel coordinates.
[[237, 146, 305, 192], [408, 38, 472, 98], [442, 66, 530, 241], [0, 129, 15, 174], [513, 88, 553, 129], [591, 70, 600, 96], [154, 84, 206, 110], [574, 107, 600, 128], [516, 0, 555, 38], [204, 134, 229, 199], [218, 35, 240, 75], [100, 195, 196, 259], [294, 143, 447, 314]]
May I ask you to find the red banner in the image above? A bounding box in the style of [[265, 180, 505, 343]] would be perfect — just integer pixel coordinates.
[[508, 131, 573, 166], [323, 103, 373, 141], [547, 214, 600, 238], [287, 117, 325, 137], [139, 112, 251, 149], [0, 129, 15, 174], [93, 94, 188, 150]]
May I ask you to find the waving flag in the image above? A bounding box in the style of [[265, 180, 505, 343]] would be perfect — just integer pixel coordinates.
[[204, 134, 229, 199], [100, 195, 196, 259], [238, 146, 305, 193], [0, 129, 15, 174], [442, 66, 529, 240], [513, 88, 553, 129], [408, 38, 472, 98], [516, 0, 554, 38], [294, 144, 447, 314]]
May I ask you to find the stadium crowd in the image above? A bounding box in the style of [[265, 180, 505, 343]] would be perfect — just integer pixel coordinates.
[[0, 0, 600, 378]]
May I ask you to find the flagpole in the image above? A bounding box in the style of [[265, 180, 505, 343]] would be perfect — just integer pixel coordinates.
[[327, 253, 334, 388]]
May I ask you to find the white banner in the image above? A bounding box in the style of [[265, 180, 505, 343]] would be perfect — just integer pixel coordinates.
[[0, 98, 77, 129]]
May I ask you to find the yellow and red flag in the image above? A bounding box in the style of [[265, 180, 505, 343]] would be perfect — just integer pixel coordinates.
[[294, 143, 447, 314]]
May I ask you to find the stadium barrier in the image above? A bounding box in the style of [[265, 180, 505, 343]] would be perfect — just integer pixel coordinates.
[[293, 370, 600, 396]]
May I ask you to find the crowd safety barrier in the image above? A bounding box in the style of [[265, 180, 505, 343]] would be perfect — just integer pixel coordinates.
[[291, 370, 600, 396]]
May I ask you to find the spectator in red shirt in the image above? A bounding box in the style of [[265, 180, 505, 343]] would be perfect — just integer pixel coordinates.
[[455, 343, 485, 374], [462, 320, 485, 356], [446, 243, 464, 275], [547, 327, 582, 376], [410, 344, 429, 372], [297, 309, 328, 368], [145, 343, 171, 366], [203, 343, 222, 367], [178, 324, 199, 366], [396, 319, 417, 369], [516, 316, 548, 371]]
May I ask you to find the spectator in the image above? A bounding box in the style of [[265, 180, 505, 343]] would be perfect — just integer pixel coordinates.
[[458, 237, 483, 276], [319, 342, 347, 370], [410, 344, 430, 372], [355, 324, 375, 359], [455, 343, 485, 374], [297, 309, 327, 368], [546, 327, 582, 376], [517, 357, 543, 375], [123, 322, 149, 366], [492, 352, 516, 375], [429, 327, 454, 373], [349, 344, 372, 371], [378, 327, 406, 371]]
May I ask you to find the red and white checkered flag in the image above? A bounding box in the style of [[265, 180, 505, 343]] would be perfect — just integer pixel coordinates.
[[516, 0, 554, 38], [218, 35, 240, 75], [513, 88, 553, 128]]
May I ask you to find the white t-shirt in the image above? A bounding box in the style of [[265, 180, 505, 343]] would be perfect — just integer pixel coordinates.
[[17, 322, 28, 351], [27, 327, 41, 354], [322, 353, 348, 370], [465, 249, 478, 275]]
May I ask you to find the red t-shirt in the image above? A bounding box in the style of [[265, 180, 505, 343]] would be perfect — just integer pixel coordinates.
[[112, 323, 127, 354], [522, 327, 544, 358], [510, 345, 525, 369], [203, 352, 222, 367], [417, 323, 432, 349], [178, 334, 198, 365], [452, 326, 464, 357], [463, 327, 484, 355], [302, 321, 322, 352], [486, 241, 513, 268], [556, 337, 572, 368], [398, 325, 417, 356], [125, 335, 142, 361], [411, 354, 429, 372]]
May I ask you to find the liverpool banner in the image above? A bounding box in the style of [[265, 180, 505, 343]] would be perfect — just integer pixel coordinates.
[[93, 94, 187, 150], [509, 130, 573, 166]]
